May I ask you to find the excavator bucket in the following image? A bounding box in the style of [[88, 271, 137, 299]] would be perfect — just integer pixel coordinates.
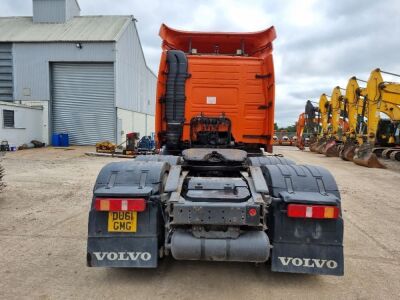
[[309, 142, 318, 152], [340, 142, 357, 161], [316, 141, 327, 154], [310, 138, 327, 153], [323, 140, 340, 157], [353, 143, 386, 168]]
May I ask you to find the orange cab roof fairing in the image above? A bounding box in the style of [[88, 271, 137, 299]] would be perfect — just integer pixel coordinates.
[[159, 24, 277, 57]]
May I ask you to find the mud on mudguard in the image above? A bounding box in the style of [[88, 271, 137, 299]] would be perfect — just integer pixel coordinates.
[[261, 164, 344, 276], [87, 160, 169, 268]]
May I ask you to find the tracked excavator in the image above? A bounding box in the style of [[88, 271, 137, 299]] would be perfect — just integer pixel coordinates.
[[86, 25, 344, 276], [353, 69, 400, 167], [339, 77, 367, 161], [321, 87, 348, 157], [311, 94, 331, 153], [296, 100, 320, 150]]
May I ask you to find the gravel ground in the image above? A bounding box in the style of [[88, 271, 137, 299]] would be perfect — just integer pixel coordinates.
[[1, 146, 399, 299]]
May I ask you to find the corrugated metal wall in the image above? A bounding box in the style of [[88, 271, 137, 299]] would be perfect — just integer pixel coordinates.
[[65, 0, 80, 21], [52, 63, 115, 145], [12, 21, 156, 144], [33, 0, 67, 23], [13, 24, 156, 114], [0, 43, 13, 101], [117, 108, 155, 143], [115, 21, 156, 116], [13, 42, 115, 101]]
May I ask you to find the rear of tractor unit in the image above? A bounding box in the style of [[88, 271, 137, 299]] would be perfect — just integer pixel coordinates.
[[87, 24, 344, 276]]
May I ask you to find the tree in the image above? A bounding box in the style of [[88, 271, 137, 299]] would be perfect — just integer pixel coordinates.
[[275, 123, 297, 132]]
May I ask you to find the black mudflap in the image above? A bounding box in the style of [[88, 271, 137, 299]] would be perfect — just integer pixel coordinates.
[[87, 160, 169, 268], [87, 236, 158, 268], [262, 164, 344, 276], [270, 208, 344, 276], [87, 203, 161, 268], [271, 243, 343, 275]]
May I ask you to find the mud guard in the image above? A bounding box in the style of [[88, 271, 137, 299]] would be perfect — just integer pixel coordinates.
[[262, 164, 344, 276], [248, 156, 296, 166], [87, 160, 169, 268], [271, 242, 343, 275]]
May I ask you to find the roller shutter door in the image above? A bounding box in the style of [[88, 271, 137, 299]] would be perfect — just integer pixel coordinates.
[[0, 43, 13, 101], [52, 63, 115, 145]]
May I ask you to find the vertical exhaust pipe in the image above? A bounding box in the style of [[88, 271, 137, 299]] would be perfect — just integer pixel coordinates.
[[165, 50, 188, 149]]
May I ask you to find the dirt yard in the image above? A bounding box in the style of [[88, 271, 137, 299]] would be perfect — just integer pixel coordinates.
[[1, 146, 400, 299]]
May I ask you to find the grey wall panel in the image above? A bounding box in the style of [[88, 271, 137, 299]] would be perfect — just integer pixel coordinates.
[[115, 21, 156, 116], [13, 42, 115, 101], [66, 0, 81, 21], [52, 63, 115, 145], [0, 43, 13, 101], [33, 0, 67, 23]]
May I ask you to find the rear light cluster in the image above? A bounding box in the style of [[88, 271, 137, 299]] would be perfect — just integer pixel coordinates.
[[287, 204, 339, 219], [95, 198, 146, 212]]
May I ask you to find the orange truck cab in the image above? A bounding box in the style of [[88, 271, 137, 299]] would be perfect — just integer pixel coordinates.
[[156, 24, 276, 154]]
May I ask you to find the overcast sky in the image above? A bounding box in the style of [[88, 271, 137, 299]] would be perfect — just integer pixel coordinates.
[[3, 0, 400, 126]]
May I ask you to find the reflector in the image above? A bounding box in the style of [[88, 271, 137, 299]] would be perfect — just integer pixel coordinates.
[[95, 198, 146, 212], [287, 204, 339, 219], [248, 208, 257, 217]]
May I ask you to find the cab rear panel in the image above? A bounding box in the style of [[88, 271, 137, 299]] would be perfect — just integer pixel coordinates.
[[183, 56, 273, 146], [155, 24, 276, 153]]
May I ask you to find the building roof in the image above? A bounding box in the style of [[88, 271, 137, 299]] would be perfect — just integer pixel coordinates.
[[0, 15, 133, 42]]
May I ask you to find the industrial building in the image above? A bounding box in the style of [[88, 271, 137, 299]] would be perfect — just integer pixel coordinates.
[[0, 0, 156, 146]]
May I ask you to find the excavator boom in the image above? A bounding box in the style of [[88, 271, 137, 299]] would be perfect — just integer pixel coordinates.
[[354, 69, 400, 168], [323, 87, 344, 157], [304, 68, 399, 167], [339, 77, 363, 161], [296, 113, 305, 150]]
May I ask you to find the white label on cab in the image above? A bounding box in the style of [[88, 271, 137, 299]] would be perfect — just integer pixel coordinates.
[[206, 96, 217, 104]]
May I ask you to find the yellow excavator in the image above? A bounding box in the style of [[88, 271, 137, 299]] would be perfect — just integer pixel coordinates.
[[322, 87, 346, 157], [339, 77, 367, 161], [310, 94, 330, 152], [353, 69, 400, 167], [312, 87, 348, 156]]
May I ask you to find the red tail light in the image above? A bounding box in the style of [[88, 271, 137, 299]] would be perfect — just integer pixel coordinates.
[[248, 208, 257, 217], [95, 198, 146, 212], [287, 204, 339, 219]]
